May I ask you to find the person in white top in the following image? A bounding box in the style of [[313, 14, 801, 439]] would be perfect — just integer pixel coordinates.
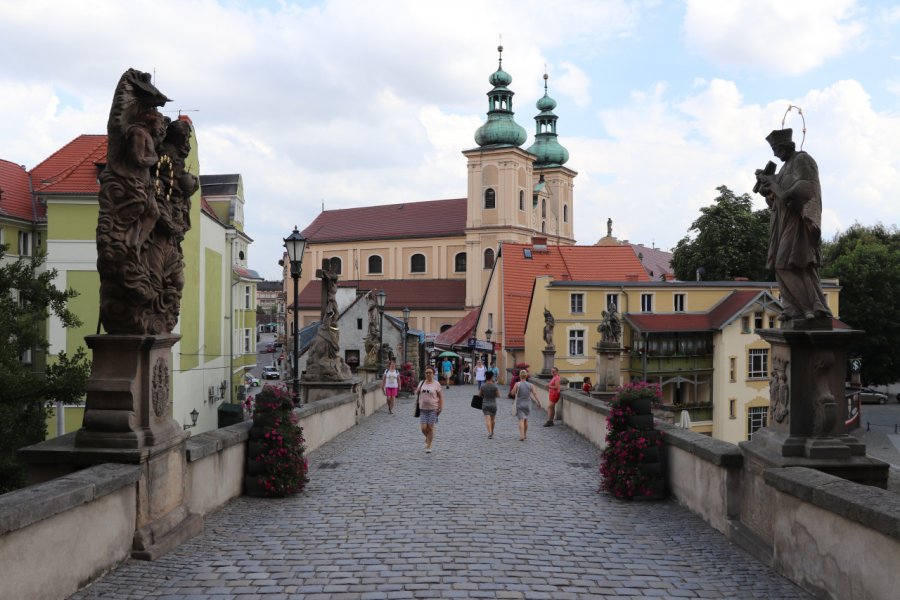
[[382, 359, 400, 414], [474, 360, 487, 390]]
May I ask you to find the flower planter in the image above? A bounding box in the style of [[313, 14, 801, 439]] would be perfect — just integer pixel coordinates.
[[244, 385, 309, 498], [626, 414, 655, 430], [625, 396, 653, 414]]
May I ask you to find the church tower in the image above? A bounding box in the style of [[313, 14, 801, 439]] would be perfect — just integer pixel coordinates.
[[527, 72, 576, 245], [463, 46, 541, 308]]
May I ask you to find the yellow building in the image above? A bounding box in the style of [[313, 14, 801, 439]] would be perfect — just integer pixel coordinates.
[[524, 278, 842, 443]]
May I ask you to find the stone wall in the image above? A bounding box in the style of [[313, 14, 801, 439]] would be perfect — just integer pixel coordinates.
[[1, 383, 386, 600], [531, 378, 900, 600]]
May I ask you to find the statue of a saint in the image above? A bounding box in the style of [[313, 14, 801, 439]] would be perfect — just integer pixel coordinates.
[[305, 259, 351, 381], [754, 128, 832, 326], [598, 303, 622, 345], [543, 308, 555, 351]]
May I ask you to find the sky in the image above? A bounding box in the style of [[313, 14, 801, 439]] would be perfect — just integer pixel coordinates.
[[1, 0, 898, 281]]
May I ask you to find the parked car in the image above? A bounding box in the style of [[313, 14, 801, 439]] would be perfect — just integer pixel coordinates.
[[264, 342, 276, 353], [262, 365, 280, 380], [244, 373, 260, 387], [848, 387, 889, 404], [274, 340, 283, 349]]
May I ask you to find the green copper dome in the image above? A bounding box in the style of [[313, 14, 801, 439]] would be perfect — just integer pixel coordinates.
[[527, 73, 569, 167], [474, 45, 527, 148]]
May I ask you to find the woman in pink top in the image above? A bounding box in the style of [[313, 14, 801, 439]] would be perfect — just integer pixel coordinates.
[[382, 359, 400, 414], [416, 366, 444, 453]]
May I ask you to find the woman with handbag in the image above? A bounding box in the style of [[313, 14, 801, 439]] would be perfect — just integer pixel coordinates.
[[510, 369, 540, 441], [416, 366, 444, 453], [480, 369, 500, 439]]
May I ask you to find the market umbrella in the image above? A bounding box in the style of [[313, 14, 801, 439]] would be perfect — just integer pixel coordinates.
[[437, 351, 460, 358]]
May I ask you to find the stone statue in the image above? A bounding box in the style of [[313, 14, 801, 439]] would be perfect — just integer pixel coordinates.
[[363, 291, 380, 368], [543, 308, 555, 351], [597, 303, 622, 346], [97, 68, 197, 334], [304, 259, 351, 381], [754, 128, 832, 327], [607, 218, 612, 237]]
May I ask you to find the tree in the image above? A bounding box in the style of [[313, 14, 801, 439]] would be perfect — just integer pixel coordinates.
[[0, 245, 91, 492], [670, 186, 771, 282], [822, 224, 900, 385]]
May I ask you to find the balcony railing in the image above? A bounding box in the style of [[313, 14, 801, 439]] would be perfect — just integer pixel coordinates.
[[628, 353, 713, 374]]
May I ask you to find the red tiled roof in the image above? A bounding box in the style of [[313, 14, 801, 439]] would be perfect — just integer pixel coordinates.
[[300, 198, 467, 243], [436, 308, 480, 346], [503, 242, 651, 349], [30, 134, 106, 196], [0, 159, 37, 222], [624, 290, 776, 333], [294, 279, 466, 311]]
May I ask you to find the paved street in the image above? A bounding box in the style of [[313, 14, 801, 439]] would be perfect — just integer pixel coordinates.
[[71, 384, 811, 600]]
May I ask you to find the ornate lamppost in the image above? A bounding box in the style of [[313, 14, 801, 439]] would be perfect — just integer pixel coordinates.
[[376, 290, 387, 375], [402, 306, 411, 367], [283, 226, 307, 405]]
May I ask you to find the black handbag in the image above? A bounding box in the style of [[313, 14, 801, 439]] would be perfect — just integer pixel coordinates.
[[470, 394, 483, 410], [414, 382, 422, 417]]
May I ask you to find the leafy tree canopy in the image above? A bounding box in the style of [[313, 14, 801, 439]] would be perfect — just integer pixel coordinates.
[[0, 244, 91, 492], [670, 185, 771, 282], [822, 224, 900, 385]]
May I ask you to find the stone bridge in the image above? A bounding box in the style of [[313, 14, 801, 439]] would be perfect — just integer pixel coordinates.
[[68, 384, 810, 600]]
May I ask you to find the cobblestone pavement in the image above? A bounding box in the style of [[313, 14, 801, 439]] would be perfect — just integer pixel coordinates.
[[71, 385, 811, 600]]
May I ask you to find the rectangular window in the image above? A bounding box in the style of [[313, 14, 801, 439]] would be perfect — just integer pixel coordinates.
[[748, 348, 768, 379], [754, 312, 764, 330], [570, 293, 584, 314], [729, 357, 737, 382], [18, 231, 32, 256], [606, 293, 619, 310], [641, 293, 653, 313], [741, 316, 751, 334], [673, 293, 685, 312], [357, 318, 363, 330], [243, 329, 252, 353], [729, 398, 736, 419], [768, 315, 776, 329], [244, 285, 251, 309], [568, 330, 585, 356], [748, 406, 768, 439], [20, 347, 32, 365]]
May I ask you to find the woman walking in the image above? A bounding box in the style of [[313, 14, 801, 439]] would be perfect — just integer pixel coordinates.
[[545, 366, 560, 426], [510, 369, 540, 441], [480, 369, 500, 438], [416, 366, 444, 453], [382, 359, 400, 414], [474, 360, 487, 390]]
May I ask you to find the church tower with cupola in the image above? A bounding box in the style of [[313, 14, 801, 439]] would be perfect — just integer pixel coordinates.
[[463, 49, 577, 307], [527, 72, 576, 245]]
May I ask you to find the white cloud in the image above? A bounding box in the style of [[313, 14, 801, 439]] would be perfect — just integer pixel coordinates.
[[554, 61, 592, 108], [683, 0, 864, 75]]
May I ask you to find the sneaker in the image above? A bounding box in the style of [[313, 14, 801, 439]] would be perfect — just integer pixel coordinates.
[[425, 447, 432, 453], [543, 421, 554, 427], [488, 433, 493, 439]]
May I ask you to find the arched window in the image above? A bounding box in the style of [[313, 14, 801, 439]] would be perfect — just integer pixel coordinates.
[[541, 198, 546, 218], [563, 204, 568, 223], [329, 257, 342, 275], [541, 221, 546, 233], [410, 253, 426, 273], [519, 190, 524, 211], [483, 248, 495, 269], [484, 188, 496, 209], [440, 323, 453, 333], [368, 255, 383, 275], [454, 252, 467, 273]]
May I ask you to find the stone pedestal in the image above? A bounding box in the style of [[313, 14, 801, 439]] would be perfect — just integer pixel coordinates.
[[301, 378, 360, 404], [20, 334, 202, 560], [595, 343, 623, 391], [541, 349, 556, 376], [741, 327, 888, 488]]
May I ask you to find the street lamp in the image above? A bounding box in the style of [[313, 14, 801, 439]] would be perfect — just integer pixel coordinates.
[[485, 328, 492, 367], [376, 290, 387, 375], [284, 226, 307, 405], [402, 307, 411, 367]]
